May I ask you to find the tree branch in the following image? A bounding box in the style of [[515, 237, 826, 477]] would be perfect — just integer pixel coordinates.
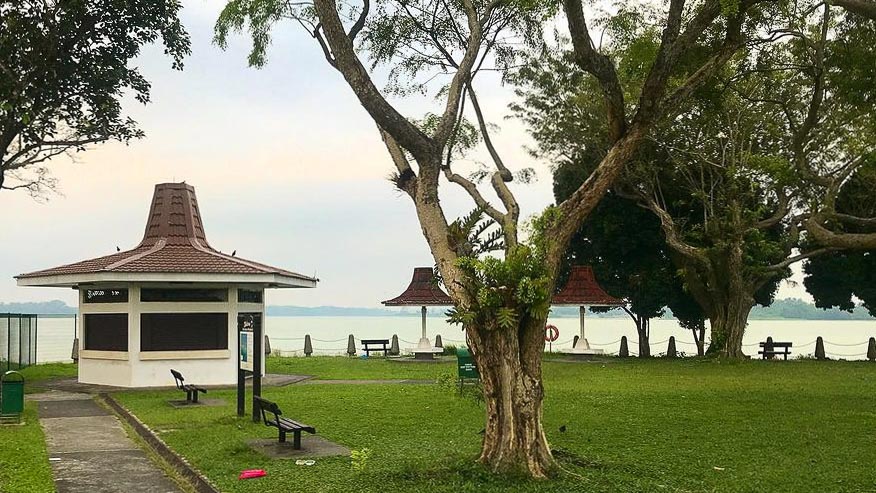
[[804, 216, 876, 250], [313, 0, 435, 161], [831, 0, 876, 20], [562, 0, 626, 141], [764, 246, 837, 271], [348, 0, 370, 42]]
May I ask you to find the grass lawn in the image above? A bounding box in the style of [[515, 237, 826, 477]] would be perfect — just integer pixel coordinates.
[[18, 362, 78, 393], [266, 355, 454, 380], [0, 403, 54, 493], [0, 363, 76, 492], [114, 357, 876, 492]]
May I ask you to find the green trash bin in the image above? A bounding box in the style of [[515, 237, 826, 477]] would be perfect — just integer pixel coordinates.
[[456, 348, 479, 389], [1, 371, 25, 422]]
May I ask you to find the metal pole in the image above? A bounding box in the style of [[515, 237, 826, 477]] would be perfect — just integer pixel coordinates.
[[33, 315, 38, 366], [579, 306, 586, 347], [252, 315, 263, 423], [237, 369, 245, 417]]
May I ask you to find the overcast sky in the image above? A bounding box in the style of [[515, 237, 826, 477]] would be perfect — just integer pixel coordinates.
[[1, 0, 811, 308]]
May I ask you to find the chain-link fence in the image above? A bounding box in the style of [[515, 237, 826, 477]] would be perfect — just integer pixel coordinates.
[[0, 314, 38, 371]]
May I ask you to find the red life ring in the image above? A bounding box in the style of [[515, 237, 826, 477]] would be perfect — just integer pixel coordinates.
[[544, 324, 559, 342]]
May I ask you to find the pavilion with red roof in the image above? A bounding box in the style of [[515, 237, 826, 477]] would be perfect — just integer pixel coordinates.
[[551, 265, 624, 355], [16, 183, 317, 387], [382, 267, 452, 359]]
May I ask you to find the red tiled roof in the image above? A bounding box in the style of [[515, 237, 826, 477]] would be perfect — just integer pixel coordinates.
[[552, 265, 623, 306], [16, 183, 314, 282], [382, 267, 453, 306]]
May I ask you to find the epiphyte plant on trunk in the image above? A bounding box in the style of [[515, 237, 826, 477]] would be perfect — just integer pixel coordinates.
[[216, 0, 785, 477]]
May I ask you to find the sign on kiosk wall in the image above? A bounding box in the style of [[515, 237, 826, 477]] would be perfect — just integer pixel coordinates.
[[238, 313, 261, 373]]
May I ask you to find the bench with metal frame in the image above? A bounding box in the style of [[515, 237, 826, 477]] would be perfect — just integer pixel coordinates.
[[758, 340, 793, 360], [361, 338, 391, 357], [170, 369, 207, 403], [253, 395, 316, 449]]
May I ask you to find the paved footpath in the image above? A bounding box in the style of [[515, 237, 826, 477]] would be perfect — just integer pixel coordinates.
[[30, 391, 181, 493]]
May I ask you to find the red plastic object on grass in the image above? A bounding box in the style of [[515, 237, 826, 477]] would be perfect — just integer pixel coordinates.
[[239, 469, 266, 480]]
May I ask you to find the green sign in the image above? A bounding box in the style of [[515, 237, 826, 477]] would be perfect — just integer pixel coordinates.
[[456, 348, 479, 380]]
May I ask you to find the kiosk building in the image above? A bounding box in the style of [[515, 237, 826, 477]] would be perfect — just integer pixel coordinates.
[[16, 183, 317, 387]]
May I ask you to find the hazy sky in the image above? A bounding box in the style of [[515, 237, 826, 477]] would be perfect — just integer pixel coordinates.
[[1, 0, 811, 308]]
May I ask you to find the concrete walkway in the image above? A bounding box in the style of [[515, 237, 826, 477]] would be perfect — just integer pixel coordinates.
[[30, 391, 181, 493]]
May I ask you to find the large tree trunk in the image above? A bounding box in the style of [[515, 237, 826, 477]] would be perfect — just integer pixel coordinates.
[[637, 317, 651, 358], [691, 325, 706, 356], [706, 293, 754, 358], [465, 317, 553, 477]]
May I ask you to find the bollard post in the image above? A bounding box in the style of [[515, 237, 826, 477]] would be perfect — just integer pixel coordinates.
[[815, 336, 826, 360], [868, 337, 876, 362], [304, 335, 313, 357], [264, 335, 272, 356], [666, 336, 677, 358], [619, 336, 629, 358], [390, 335, 400, 356], [572, 335, 580, 349], [71, 338, 79, 362], [435, 334, 443, 348], [347, 334, 357, 357]]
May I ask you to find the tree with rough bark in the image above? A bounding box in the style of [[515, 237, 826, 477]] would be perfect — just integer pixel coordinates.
[[0, 0, 190, 197], [217, 0, 791, 477], [514, 3, 876, 358]]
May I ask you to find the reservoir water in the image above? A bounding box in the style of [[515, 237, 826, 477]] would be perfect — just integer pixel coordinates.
[[29, 315, 876, 363]]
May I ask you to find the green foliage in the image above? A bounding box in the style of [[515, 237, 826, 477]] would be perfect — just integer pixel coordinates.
[[0, 0, 190, 195], [215, 0, 303, 68], [447, 245, 551, 332], [804, 160, 876, 317], [351, 448, 372, 473], [447, 208, 504, 257]]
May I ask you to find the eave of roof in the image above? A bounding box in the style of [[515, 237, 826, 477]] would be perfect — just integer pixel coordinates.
[[551, 265, 624, 307], [382, 267, 453, 306]]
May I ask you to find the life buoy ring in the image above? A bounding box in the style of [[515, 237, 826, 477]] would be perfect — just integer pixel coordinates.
[[544, 324, 559, 342]]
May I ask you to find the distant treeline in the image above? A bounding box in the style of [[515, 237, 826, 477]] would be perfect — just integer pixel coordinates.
[[2, 298, 872, 320]]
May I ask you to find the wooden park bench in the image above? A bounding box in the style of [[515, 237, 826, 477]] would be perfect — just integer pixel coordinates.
[[254, 395, 316, 450], [170, 369, 207, 403], [758, 340, 793, 360], [361, 338, 391, 357]]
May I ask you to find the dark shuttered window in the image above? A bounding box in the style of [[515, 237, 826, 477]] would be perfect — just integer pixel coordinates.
[[237, 289, 263, 303], [140, 313, 228, 351], [140, 289, 228, 302], [83, 314, 128, 351]]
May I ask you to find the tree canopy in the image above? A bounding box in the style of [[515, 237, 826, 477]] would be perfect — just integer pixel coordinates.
[[0, 0, 190, 196], [804, 160, 876, 317], [513, 2, 876, 356]]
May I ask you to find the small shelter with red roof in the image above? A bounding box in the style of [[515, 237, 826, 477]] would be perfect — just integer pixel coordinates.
[[16, 183, 317, 387], [551, 265, 624, 355], [382, 267, 452, 359]]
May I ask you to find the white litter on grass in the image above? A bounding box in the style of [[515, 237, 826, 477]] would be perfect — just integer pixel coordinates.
[[49, 458, 61, 461], [713, 466, 725, 471], [295, 460, 316, 466]]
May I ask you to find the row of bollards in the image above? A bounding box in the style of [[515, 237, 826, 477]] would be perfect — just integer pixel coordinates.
[[278, 333, 876, 360], [616, 335, 876, 360]]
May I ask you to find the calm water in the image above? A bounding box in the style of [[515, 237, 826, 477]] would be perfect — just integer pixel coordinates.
[[31, 315, 876, 363]]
